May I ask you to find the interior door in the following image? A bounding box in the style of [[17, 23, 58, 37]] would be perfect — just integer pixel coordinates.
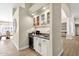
[[76, 25, 79, 36]]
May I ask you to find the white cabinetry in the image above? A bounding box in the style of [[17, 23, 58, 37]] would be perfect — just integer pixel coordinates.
[[34, 37, 41, 53], [34, 37, 38, 51], [41, 38, 49, 56], [33, 37, 49, 56]]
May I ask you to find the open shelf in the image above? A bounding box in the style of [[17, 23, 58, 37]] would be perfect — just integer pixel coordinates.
[[61, 23, 67, 37]]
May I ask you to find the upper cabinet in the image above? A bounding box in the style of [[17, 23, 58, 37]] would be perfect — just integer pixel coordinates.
[[40, 11, 50, 26], [33, 11, 50, 28], [29, 3, 50, 28], [33, 16, 40, 28], [47, 12, 50, 24]]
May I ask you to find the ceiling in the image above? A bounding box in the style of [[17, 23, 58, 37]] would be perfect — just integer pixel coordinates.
[[68, 3, 79, 18], [29, 3, 48, 13], [0, 3, 14, 22], [0, 3, 25, 22], [29, 3, 49, 16], [0, 3, 46, 22]]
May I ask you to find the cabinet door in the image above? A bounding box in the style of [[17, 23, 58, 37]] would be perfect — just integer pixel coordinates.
[[36, 38, 41, 54], [34, 37, 41, 53], [41, 39, 49, 56], [34, 37, 38, 51]]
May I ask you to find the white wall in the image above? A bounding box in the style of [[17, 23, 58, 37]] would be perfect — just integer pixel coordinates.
[[61, 8, 67, 23], [70, 15, 75, 36], [19, 7, 33, 49], [12, 4, 33, 50], [62, 4, 71, 17], [11, 7, 19, 50], [50, 4, 63, 56]]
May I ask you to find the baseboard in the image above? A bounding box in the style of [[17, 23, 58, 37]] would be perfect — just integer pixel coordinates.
[[19, 45, 29, 50], [10, 39, 19, 50], [58, 49, 64, 56], [10, 39, 29, 51], [66, 36, 73, 39]]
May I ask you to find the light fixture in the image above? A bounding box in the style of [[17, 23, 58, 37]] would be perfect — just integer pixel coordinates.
[[43, 7, 46, 10], [32, 14, 34, 16]]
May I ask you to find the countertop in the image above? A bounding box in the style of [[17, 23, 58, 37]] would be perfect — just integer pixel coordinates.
[[34, 35, 49, 40], [29, 33, 49, 40]]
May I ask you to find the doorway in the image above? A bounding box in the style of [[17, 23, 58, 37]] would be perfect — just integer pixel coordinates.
[[75, 24, 79, 36]]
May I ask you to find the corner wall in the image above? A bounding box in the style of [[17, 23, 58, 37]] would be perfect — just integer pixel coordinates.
[[53, 3, 63, 56], [11, 7, 19, 50], [19, 7, 33, 49], [12, 6, 33, 50], [50, 3, 63, 56]]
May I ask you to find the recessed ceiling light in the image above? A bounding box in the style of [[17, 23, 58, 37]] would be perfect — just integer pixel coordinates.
[[43, 7, 46, 10], [32, 14, 34, 16]]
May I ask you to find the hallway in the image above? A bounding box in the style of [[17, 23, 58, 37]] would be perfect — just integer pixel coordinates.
[[63, 36, 79, 56], [0, 39, 40, 56]]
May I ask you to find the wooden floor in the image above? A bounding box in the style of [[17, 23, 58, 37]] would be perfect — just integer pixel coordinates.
[[1, 36, 79, 56], [63, 36, 79, 56], [0, 39, 40, 56]]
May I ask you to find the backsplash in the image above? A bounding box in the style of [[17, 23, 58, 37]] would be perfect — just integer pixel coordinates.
[[35, 27, 50, 33], [27, 26, 50, 34]]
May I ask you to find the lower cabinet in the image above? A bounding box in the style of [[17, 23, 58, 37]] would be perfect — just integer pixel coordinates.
[[41, 38, 49, 56], [33, 37, 49, 56], [34, 37, 38, 52], [34, 37, 41, 54]]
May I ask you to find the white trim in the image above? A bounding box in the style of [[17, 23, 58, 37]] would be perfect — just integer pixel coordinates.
[[10, 39, 19, 50], [19, 45, 29, 50], [66, 35, 73, 39], [11, 39, 29, 50], [58, 49, 64, 56]]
